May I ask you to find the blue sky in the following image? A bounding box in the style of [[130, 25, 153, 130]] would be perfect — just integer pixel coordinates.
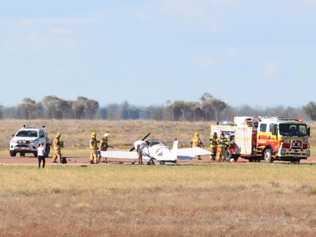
[[0, 0, 316, 107]]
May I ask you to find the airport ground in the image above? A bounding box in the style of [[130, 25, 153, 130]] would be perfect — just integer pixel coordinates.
[[0, 165, 315, 237], [0, 120, 315, 236]]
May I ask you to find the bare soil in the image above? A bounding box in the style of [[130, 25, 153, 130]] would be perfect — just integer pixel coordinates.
[[0, 155, 315, 166]]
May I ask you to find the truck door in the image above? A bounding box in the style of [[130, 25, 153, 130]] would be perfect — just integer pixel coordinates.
[[257, 123, 268, 148], [268, 123, 279, 152]]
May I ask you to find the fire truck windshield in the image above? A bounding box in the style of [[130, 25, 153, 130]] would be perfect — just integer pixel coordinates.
[[279, 123, 307, 137]]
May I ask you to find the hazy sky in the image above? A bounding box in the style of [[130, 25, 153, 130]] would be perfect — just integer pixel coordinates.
[[0, 0, 316, 107]]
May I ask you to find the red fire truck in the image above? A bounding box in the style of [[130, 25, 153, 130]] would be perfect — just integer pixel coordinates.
[[210, 117, 311, 163]]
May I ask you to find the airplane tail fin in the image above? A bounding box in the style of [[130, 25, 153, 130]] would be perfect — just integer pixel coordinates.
[[169, 139, 178, 161], [172, 139, 178, 151]]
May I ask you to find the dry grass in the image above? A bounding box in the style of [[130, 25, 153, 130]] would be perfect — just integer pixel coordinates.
[[0, 164, 315, 237]]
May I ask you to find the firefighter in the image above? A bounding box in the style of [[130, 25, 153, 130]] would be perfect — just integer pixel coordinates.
[[191, 132, 203, 148], [89, 132, 99, 164], [209, 132, 218, 160], [52, 133, 63, 163], [99, 133, 112, 163], [191, 132, 204, 160], [216, 132, 229, 162], [228, 135, 237, 162], [138, 151, 143, 165], [136, 141, 148, 165]]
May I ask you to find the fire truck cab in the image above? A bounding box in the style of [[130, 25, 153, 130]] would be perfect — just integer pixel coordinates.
[[211, 117, 311, 163]]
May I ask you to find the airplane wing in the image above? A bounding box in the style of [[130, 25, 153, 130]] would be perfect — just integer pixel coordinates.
[[101, 147, 211, 161], [101, 151, 138, 160], [177, 148, 211, 160]]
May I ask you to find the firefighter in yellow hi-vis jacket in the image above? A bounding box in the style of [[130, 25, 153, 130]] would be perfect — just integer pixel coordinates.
[[209, 132, 218, 160], [191, 132, 204, 160], [52, 133, 63, 163], [89, 132, 99, 164], [99, 133, 112, 163], [191, 132, 203, 148], [216, 132, 229, 162]]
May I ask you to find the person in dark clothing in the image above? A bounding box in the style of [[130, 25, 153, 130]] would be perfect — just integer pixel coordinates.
[[37, 143, 46, 168], [99, 133, 112, 163]]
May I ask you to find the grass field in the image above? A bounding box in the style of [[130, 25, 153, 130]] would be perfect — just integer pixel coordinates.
[[0, 120, 315, 236], [0, 164, 315, 237]]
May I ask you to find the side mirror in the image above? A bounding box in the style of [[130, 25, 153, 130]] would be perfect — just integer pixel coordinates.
[[307, 127, 311, 137], [272, 125, 278, 136]]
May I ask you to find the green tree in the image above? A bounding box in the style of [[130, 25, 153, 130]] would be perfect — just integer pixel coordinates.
[[303, 102, 316, 120]]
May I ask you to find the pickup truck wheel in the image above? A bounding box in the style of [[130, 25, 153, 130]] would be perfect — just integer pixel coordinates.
[[10, 151, 16, 157], [20, 153, 25, 157], [263, 149, 273, 163]]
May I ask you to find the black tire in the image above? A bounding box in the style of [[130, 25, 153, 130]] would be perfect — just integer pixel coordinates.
[[291, 158, 300, 164], [249, 157, 255, 162], [147, 159, 158, 165], [263, 148, 273, 163], [33, 152, 38, 157], [10, 151, 16, 157], [20, 153, 25, 157]]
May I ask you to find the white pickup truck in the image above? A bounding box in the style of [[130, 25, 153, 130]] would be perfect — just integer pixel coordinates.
[[9, 127, 51, 157]]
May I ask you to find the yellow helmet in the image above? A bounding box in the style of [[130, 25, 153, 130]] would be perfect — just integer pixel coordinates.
[[91, 132, 97, 138], [103, 133, 110, 138], [56, 133, 61, 138], [194, 132, 200, 137]]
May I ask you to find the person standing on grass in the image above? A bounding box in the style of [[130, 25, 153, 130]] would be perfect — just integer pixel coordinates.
[[52, 133, 63, 163], [99, 133, 112, 163], [191, 132, 204, 148], [37, 143, 46, 168], [209, 132, 219, 161], [191, 132, 204, 160], [89, 132, 99, 164]]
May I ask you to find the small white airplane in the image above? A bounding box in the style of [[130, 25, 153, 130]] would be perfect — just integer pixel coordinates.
[[100, 133, 211, 165]]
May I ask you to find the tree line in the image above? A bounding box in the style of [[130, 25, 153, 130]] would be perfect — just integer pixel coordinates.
[[0, 93, 315, 121]]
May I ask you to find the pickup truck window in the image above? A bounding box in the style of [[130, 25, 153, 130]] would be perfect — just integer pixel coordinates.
[[39, 130, 45, 138], [16, 130, 38, 137]]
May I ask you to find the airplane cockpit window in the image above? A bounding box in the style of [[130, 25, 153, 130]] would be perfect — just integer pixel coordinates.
[[147, 140, 161, 146]]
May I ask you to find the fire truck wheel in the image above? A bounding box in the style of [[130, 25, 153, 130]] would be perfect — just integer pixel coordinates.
[[291, 159, 300, 164], [263, 149, 273, 163]]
